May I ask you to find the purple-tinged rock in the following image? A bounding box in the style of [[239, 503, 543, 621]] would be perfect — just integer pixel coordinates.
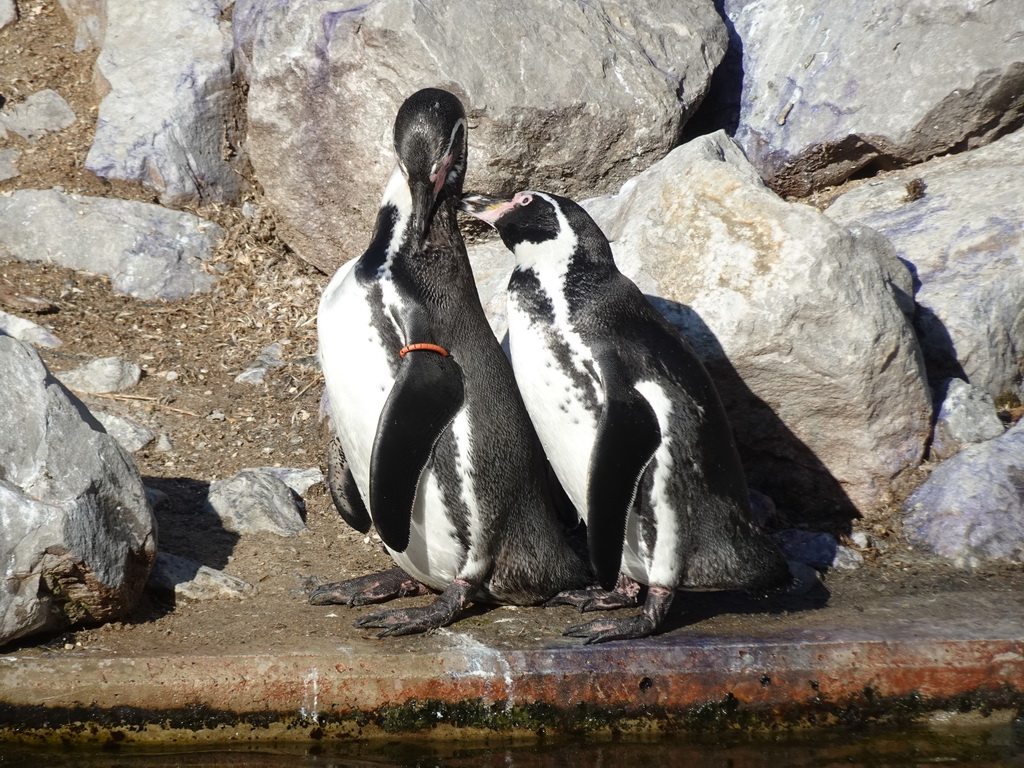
[[904, 420, 1024, 567]]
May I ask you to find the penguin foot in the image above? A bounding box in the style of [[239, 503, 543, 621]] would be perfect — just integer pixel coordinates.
[[354, 578, 474, 637], [545, 586, 639, 613], [546, 573, 643, 612], [308, 567, 430, 607], [563, 585, 675, 644]]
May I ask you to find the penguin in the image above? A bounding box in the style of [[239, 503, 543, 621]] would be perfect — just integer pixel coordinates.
[[461, 189, 792, 643], [312, 89, 592, 635]]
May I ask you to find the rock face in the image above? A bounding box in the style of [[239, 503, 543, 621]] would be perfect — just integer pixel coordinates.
[[235, 0, 727, 272], [0, 189, 223, 300], [904, 420, 1024, 567], [0, 337, 156, 647], [85, 0, 242, 205], [704, 0, 1024, 196], [472, 131, 933, 525], [826, 129, 1024, 401]]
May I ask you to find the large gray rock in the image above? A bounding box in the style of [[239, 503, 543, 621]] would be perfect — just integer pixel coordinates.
[[904, 420, 1024, 567], [85, 0, 242, 205], [235, 0, 727, 272], [930, 378, 1006, 462], [472, 131, 933, 525], [0, 337, 156, 647], [707, 0, 1024, 196], [826, 129, 1024, 401], [0, 90, 76, 141], [0, 189, 223, 300], [56, 0, 106, 51]]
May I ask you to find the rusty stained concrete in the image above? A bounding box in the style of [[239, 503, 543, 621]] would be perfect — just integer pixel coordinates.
[[2, 590, 1023, 743]]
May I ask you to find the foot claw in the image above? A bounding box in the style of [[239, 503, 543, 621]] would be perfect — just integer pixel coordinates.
[[564, 615, 658, 644]]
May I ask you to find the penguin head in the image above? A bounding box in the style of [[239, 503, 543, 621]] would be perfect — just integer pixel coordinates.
[[462, 189, 618, 273], [460, 191, 562, 251], [393, 88, 468, 245]]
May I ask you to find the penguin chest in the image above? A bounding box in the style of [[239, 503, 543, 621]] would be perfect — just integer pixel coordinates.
[[507, 292, 603, 517]]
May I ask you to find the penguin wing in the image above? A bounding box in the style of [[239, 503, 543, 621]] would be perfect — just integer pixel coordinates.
[[587, 363, 662, 590], [326, 433, 371, 534], [369, 350, 465, 552]]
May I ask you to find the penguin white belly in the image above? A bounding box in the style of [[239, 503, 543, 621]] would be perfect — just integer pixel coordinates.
[[507, 295, 601, 519], [318, 259, 393, 498], [386, 469, 462, 591], [319, 259, 468, 591], [621, 380, 682, 588]]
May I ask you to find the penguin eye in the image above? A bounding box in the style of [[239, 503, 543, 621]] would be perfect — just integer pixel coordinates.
[[514, 192, 533, 207]]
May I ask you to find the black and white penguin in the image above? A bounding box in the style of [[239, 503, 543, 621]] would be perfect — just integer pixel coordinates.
[[312, 89, 591, 635], [462, 190, 791, 643]]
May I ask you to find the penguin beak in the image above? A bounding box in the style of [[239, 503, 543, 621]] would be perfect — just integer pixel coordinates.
[[460, 193, 515, 227], [408, 180, 436, 246]]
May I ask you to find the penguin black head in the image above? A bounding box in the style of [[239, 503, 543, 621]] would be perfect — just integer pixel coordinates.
[[393, 88, 468, 244], [461, 190, 613, 268]]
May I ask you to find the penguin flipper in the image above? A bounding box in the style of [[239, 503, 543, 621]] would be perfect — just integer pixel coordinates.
[[326, 433, 371, 533], [369, 350, 465, 552], [587, 377, 661, 590]]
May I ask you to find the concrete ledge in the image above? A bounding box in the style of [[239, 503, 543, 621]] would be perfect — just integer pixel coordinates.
[[3, 591, 1023, 743]]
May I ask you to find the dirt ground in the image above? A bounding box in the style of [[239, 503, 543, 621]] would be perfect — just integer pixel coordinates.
[[2, 2, 1023, 660]]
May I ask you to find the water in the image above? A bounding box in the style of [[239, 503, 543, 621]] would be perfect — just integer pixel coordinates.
[[2, 721, 1023, 768]]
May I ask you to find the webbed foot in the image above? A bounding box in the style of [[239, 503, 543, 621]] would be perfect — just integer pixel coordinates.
[[354, 578, 474, 637], [546, 573, 642, 612], [308, 567, 430, 606], [564, 585, 674, 644]]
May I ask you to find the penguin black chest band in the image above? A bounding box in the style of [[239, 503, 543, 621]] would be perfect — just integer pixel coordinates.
[[399, 343, 450, 358]]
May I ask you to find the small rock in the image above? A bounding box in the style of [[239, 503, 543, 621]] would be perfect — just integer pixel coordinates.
[[931, 378, 1006, 461], [0, 0, 15, 30], [55, 0, 105, 51], [784, 561, 821, 596], [235, 342, 286, 385], [93, 411, 156, 453], [849, 531, 872, 549], [0, 89, 76, 141], [234, 367, 266, 385], [55, 356, 142, 394], [204, 470, 307, 536], [773, 529, 840, 570], [904, 420, 1024, 567], [832, 546, 865, 571], [0, 148, 19, 181], [748, 490, 780, 529], [253, 466, 324, 497], [0, 309, 62, 348], [147, 552, 255, 600], [144, 486, 169, 509], [154, 433, 174, 452]]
